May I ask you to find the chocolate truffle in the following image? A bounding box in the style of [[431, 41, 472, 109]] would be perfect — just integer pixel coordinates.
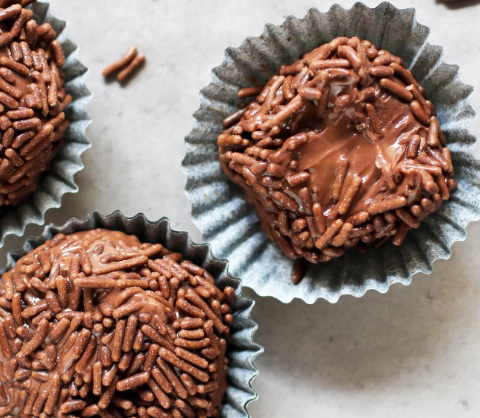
[[0, 0, 70, 207], [219, 36, 456, 265], [0, 229, 234, 418]]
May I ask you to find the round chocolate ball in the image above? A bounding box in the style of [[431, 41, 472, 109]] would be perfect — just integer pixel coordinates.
[[0, 229, 234, 418], [0, 0, 70, 207], [219, 36, 456, 266]]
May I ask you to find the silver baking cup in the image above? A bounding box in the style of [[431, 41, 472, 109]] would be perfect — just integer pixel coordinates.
[[1, 210, 262, 418], [0, 2, 92, 246], [183, 2, 480, 304]]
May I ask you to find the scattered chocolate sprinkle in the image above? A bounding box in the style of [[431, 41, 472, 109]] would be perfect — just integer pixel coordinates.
[[102, 46, 146, 83]]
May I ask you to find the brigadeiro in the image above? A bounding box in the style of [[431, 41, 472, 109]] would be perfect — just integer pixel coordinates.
[[219, 36, 456, 270], [0, 229, 234, 418], [0, 0, 70, 207]]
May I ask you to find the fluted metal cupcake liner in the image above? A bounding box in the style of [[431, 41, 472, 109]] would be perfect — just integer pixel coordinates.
[[0, 2, 92, 246], [183, 2, 480, 304], [0, 210, 262, 418]]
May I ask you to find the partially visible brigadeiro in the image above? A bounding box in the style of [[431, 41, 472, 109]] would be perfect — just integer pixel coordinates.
[[219, 36, 456, 271], [0, 229, 234, 418], [0, 0, 70, 208]]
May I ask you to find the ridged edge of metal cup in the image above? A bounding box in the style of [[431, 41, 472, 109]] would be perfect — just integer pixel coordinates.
[[183, 2, 480, 304], [1, 210, 263, 418], [0, 1, 92, 246]]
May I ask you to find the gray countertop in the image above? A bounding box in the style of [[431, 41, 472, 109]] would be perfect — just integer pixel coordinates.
[[2, 0, 480, 416]]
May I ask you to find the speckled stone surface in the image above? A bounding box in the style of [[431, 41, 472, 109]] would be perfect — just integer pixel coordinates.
[[2, 0, 480, 417]]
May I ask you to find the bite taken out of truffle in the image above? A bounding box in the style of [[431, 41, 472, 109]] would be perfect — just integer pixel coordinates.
[[219, 36, 456, 267], [0, 229, 235, 418], [0, 0, 70, 208]]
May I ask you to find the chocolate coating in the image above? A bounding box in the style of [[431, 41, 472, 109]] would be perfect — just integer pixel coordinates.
[[0, 0, 70, 208], [0, 229, 234, 418], [219, 36, 456, 266]]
